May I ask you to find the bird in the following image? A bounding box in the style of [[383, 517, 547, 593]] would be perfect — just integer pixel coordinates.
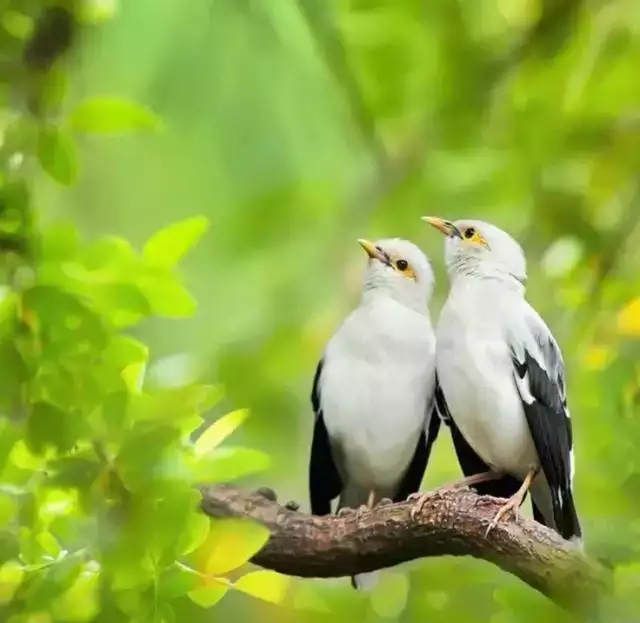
[[308, 237, 441, 589], [421, 217, 582, 544]]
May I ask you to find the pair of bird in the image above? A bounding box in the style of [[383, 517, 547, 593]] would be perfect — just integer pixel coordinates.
[[308, 217, 582, 590]]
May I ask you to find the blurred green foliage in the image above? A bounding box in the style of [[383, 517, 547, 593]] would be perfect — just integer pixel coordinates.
[[0, 0, 639, 621]]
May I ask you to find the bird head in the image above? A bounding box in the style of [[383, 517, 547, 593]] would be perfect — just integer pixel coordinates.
[[357, 238, 434, 310], [422, 217, 527, 285]]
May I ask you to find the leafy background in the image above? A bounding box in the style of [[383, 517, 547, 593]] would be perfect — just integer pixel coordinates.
[[1, 0, 639, 621]]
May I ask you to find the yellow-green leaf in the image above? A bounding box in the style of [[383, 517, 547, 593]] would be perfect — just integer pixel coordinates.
[[194, 409, 249, 458], [68, 97, 163, 134], [0, 560, 24, 604], [143, 216, 210, 268], [617, 297, 640, 337], [196, 518, 269, 575], [193, 446, 270, 483], [178, 513, 211, 556], [234, 570, 290, 604], [188, 580, 229, 608]]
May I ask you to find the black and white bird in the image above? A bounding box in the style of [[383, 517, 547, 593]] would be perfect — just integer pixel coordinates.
[[308, 238, 441, 589], [422, 217, 581, 544]]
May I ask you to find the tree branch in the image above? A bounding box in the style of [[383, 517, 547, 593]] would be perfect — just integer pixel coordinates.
[[200, 484, 610, 616]]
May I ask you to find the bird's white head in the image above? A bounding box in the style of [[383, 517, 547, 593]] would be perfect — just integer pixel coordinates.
[[357, 238, 434, 311], [422, 217, 527, 286]]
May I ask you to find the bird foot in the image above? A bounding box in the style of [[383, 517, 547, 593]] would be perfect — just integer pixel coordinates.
[[409, 492, 432, 520], [357, 504, 369, 514], [337, 506, 357, 517], [377, 497, 393, 507], [284, 500, 299, 511], [485, 494, 523, 537]]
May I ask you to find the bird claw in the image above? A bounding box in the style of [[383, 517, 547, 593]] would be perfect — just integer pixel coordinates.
[[485, 498, 520, 537], [337, 506, 356, 517], [284, 500, 299, 511], [377, 498, 393, 506], [409, 492, 431, 520]]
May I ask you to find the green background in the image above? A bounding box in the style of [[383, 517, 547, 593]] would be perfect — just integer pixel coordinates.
[[3, 0, 640, 621]]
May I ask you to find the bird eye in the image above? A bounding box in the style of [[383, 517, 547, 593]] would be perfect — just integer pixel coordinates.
[[396, 259, 408, 271], [463, 227, 476, 240]]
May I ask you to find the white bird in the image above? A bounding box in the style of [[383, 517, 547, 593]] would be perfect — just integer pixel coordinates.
[[422, 217, 581, 544], [308, 238, 440, 589]]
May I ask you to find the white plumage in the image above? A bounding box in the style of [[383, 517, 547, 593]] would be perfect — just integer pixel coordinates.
[[309, 238, 440, 589], [424, 218, 581, 543]]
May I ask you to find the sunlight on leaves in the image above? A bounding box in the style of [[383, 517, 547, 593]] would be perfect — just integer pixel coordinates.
[[178, 513, 211, 556], [188, 579, 230, 609], [195, 518, 270, 576], [617, 298, 640, 337], [193, 446, 271, 483], [143, 216, 209, 268], [68, 97, 163, 134], [50, 568, 100, 622], [194, 409, 249, 458], [234, 570, 290, 604], [0, 560, 24, 604]]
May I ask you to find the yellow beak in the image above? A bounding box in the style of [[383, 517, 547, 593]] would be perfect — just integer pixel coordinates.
[[357, 239, 388, 263], [422, 216, 460, 238]]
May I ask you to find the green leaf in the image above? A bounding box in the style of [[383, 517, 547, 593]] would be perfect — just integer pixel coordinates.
[[188, 580, 230, 609], [37, 125, 78, 185], [139, 276, 197, 318], [131, 384, 222, 423], [50, 567, 100, 622], [68, 97, 163, 134], [194, 409, 249, 457], [89, 282, 151, 327], [178, 513, 211, 556], [196, 518, 270, 576], [22, 285, 109, 355], [0, 493, 17, 528], [116, 425, 181, 491], [47, 457, 102, 490], [26, 402, 81, 455], [143, 216, 209, 268], [157, 564, 199, 601], [234, 570, 289, 604], [0, 419, 20, 473], [0, 560, 24, 604], [193, 446, 270, 483]]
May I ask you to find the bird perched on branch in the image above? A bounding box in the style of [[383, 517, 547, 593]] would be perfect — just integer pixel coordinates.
[[422, 217, 581, 544], [308, 238, 440, 589]]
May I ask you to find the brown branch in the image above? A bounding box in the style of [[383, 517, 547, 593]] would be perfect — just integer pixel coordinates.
[[200, 484, 610, 616]]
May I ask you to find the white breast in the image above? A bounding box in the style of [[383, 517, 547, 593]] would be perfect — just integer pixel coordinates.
[[436, 283, 538, 477], [321, 298, 436, 494]]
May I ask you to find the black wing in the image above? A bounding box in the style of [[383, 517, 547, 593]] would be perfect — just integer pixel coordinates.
[[511, 322, 581, 540], [308, 359, 342, 515], [394, 400, 442, 502], [435, 374, 543, 518]]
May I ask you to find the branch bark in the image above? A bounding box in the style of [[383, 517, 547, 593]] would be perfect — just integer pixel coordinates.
[[200, 484, 610, 616]]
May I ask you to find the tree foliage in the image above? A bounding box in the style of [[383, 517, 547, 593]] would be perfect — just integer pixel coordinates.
[[1, 0, 640, 622], [0, 3, 283, 621]]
